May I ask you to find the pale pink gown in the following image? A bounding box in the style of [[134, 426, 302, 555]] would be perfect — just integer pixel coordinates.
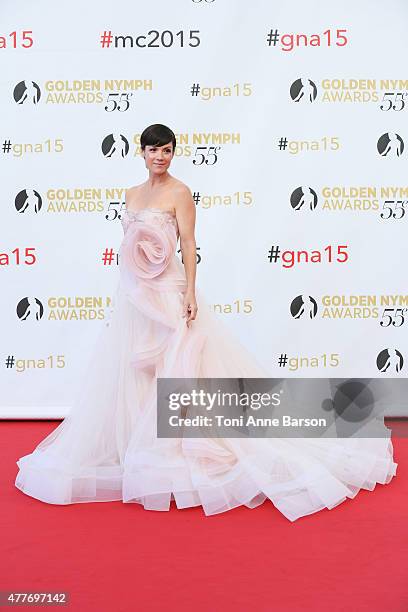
[[15, 207, 398, 521]]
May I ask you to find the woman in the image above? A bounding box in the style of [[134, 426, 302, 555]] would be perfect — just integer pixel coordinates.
[[15, 124, 398, 521], [124, 128, 198, 330]]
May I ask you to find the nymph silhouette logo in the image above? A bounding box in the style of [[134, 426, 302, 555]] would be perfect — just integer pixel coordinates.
[[15, 189, 42, 214], [17, 298, 44, 321], [290, 186, 318, 211], [102, 134, 129, 158], [13, 81, 41, 104], [377, 133, 404, 157], [376, 349, 404, 373], [290, 78, 317, 103], [290, 295, 318, 319]]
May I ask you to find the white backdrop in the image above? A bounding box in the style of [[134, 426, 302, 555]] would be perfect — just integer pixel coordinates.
[[1, 0, 408, 417]]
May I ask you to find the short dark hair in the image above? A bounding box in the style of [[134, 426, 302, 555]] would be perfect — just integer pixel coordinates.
[[140, 124, 176, 152]]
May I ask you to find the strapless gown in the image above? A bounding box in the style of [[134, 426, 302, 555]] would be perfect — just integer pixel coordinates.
[[14, 207, 398, 521]]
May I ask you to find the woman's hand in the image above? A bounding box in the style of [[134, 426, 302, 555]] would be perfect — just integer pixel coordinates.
[[182, 291, 198, 328]]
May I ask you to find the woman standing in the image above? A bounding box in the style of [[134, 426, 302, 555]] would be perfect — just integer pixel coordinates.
[[15, 124, 397, 521]]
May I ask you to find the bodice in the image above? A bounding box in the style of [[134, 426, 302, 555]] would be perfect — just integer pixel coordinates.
[[119, 206, 182, 285], [120, 207, 179, 238]]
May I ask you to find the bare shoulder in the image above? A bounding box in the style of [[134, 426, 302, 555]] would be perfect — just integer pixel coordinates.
[[172, 180, 194, 211], [126, 182, 144, 195], [172, 177, 191, 194], [125, 183, 144, 208]]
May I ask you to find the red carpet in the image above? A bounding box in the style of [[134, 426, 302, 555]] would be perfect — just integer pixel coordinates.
[[2, 420, 407, 612]]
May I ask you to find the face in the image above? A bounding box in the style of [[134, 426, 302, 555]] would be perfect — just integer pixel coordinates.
[[143, 141, 174, 173]]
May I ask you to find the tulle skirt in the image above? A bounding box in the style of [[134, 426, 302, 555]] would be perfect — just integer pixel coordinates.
[[15, 262, 398, 522]]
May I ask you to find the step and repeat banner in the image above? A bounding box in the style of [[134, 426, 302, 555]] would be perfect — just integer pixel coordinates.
[[1, 0, 408, 417]]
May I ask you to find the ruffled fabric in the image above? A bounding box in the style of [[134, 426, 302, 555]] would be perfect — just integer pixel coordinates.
[[15, 208, 398, 521], [120, 219, 177, 280]]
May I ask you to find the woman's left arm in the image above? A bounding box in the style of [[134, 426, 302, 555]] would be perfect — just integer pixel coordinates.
[[175, 186, 198, 327]]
